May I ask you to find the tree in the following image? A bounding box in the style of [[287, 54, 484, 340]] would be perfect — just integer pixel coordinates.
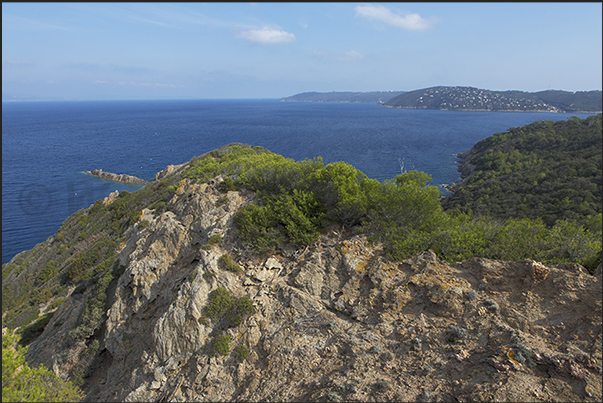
[[2, 332, 83, 402]]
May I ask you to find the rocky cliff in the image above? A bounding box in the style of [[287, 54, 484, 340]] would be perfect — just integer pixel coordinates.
[[21, 170, 602, 402], [85, 169, 149, 185]]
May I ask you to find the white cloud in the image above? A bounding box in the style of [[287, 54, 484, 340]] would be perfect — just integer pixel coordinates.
[[237, 26, 296, 44], [338, 50, 364, 62], [355, 5, 434, 31]]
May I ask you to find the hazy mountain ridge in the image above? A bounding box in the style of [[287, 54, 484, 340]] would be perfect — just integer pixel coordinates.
[[281, 87, 602, 112], [280, 91, 405, 104]]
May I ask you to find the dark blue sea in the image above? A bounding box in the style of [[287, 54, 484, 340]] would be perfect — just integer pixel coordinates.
[[2, 99, 597, 264]]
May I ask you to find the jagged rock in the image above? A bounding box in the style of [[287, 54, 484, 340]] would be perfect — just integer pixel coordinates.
[[23, 179, 602, 403], [154, 163, 186, 181], [85, 169, 149, 185]]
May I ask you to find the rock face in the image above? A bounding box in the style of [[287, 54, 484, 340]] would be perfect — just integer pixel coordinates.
[[154, 163, 186, 181], [25, 178, 602, 402], [85, 169, 149, 185], [85, 163, 185, 184]]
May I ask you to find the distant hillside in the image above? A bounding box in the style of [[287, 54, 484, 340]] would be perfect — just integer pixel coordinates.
[[384, 86, 602, 113], [443, 113, 602, 226], [280, 91, 405, 104]]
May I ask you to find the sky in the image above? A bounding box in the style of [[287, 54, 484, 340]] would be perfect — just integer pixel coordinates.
[[2, 2, 602, 101]]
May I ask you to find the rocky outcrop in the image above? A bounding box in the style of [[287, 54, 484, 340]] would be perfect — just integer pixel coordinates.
[[154, 163, 186, 182], [85, 169, 149, 185], [25, 177, 602, 402], [84, 163, 185, 185]]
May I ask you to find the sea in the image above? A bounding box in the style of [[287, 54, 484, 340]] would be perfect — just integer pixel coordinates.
[[2, 99, 598, 264]]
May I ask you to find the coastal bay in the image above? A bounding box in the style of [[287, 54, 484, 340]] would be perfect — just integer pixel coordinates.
[[2, 99, 598, 264]]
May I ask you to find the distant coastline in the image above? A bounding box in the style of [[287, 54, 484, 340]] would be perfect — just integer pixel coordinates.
[[282, 86, 602, 113], [381, 105, 601, 113], [280, 91, 405, 104]]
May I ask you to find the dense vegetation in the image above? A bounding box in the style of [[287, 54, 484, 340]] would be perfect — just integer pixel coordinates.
[[384, 86, 602, 112], [182, 142, 601, 272], [2, 333, 83, 402], [443, 114, 602, 225]]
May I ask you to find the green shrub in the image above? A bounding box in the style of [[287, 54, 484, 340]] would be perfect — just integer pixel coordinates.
[[218, 177, 237, 192], [205, 287, 235, 319], [215, 196, 229, 207], [204, 287, 254, 329], [218, 254, 242, 273], [89, 199, 104, 215], [54, 231, 65, 243], [153, 201, 167, 213], [211, 333, 231, 356], [224, 295, 255, 328], [69, 269, 115, 340], [48, 297, 66, 311], [189, 268, 198, 282], [233, 204, 284, 253], [37, 262, 57, 284], [138, 219, 150, 230], [208, 234, 222, 245], [4, 305, 40, 331], [2, 333, 84, 402], [32, 289, 53, 306], [65, 236, 116, 284], [234, 344, 250, 361]]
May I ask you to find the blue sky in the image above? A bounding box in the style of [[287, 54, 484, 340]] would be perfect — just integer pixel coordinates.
[[2, 2, 602, 101]]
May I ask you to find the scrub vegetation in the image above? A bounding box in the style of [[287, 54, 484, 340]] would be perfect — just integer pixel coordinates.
[[2, 333, 83, 402]]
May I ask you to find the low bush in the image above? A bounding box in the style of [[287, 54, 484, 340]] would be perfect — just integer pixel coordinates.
[[218, 176, 237, 192], [217, 254, 242, 273], [211, 333, 231, 356], [233, 344, 250, 361], [215, 196, 229, 207], [204, 287, 255, 329], [2, 333, 84, 402], [208, 234, 222, 245], [205, 287, 235, 319], [69, 268, 115, 341]]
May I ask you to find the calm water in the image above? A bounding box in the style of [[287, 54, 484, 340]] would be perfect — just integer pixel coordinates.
[[2, 99, 597, 264]]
